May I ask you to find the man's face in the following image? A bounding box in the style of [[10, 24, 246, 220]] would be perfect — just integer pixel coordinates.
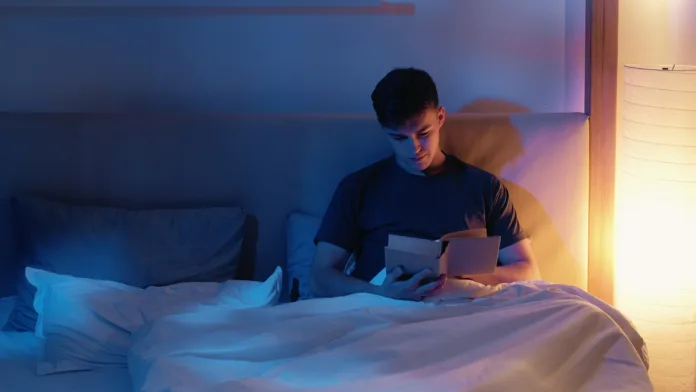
[[385, 106, 445, 173]]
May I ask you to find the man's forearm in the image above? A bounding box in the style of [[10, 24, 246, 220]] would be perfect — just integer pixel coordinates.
[[466, 260, 539, 286], [311, 267, 381, 298]]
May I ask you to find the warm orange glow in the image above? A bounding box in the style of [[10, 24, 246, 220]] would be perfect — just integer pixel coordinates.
[[616, 64, 696, 392]]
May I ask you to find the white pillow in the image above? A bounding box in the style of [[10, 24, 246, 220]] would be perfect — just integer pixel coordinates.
[[286, 212, 357, 301], [286, 212, 322, 300], [27, 266, 282, 375]]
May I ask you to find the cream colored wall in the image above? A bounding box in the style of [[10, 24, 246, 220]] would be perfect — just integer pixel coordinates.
[[668, 0, 696, 64]]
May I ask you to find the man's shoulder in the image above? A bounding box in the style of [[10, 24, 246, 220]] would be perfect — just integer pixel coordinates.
[[446, 155, 499, 185]]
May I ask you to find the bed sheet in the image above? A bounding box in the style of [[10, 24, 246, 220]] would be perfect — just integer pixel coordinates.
[[0, 323, 132, 392], [128, 282, 652, 392]]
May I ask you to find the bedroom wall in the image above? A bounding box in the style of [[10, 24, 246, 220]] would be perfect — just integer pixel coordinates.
[[0, 0, 587, 114], [0, 1, 589, 294], [668, 0, 696, 64]]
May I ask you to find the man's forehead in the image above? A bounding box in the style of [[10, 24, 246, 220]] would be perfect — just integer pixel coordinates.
[[391, 111, 437, 134]]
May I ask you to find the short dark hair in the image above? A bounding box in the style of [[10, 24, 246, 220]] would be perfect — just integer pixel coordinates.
[[370, 68, 440, 129]]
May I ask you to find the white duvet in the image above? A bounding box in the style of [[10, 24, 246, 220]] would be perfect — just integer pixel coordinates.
[[128, 282, 652, 392]]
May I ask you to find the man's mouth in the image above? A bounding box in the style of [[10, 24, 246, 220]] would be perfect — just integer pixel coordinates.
[[412, 153, 426, 162]]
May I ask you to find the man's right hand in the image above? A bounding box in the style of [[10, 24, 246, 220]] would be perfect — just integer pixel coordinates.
[[376, 267, 446, 301]]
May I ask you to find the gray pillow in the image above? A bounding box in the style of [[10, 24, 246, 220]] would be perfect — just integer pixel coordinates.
[[3, 196, 246, 332]]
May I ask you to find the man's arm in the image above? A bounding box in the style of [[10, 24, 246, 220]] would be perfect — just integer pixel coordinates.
[[311, 242, 446, 300], [310, 242, 381, 298], [464, 238, 540, 286], [465, 175, 539, 286]]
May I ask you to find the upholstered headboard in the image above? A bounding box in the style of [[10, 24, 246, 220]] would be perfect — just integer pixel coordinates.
[[0, 112, 588, 296]]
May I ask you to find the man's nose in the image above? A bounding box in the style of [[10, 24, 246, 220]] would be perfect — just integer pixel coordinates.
[[410, 136, 422, 153]]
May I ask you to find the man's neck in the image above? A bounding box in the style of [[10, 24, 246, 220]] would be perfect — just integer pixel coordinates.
[[423, 151, 447, 176]]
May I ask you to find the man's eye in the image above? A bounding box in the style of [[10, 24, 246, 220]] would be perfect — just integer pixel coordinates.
[[418, 132, 430, 138], [392, 135, 407, 141]]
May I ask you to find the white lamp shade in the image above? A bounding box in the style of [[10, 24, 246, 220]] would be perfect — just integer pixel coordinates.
[[616, 64, 696, 392]]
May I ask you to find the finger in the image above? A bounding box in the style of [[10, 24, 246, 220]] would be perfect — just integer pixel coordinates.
[[384, 266, 404, 284], [416, 275, 447, 295], [406, 268, 436, 287], [416, 282, 444, 296]]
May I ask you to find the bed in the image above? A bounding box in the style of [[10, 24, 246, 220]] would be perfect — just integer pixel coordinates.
[[0, 112, 650, 391], [0, 276, 652, 392]]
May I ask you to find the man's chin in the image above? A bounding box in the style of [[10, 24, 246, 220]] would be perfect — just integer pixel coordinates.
[[396, 157, 431, 174], [414, 159, 433, 171]]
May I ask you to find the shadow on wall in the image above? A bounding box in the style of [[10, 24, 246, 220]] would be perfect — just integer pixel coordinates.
[[441, 99, 581, 285]]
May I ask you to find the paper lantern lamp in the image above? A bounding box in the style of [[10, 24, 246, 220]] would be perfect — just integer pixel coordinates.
[[615, 64, 696, 392]]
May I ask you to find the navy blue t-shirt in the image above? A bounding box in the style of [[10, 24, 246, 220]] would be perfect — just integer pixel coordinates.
[[314, 153, 528, 282]]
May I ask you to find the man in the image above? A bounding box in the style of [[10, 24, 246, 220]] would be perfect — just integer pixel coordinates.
[[311, 68, 540, 301]]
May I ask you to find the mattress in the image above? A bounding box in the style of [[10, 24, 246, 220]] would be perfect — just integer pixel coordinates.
[[0, 296, 132, 392]]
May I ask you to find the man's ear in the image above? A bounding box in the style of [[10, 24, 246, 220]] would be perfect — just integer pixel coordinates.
[[438, 106, 446, 126]]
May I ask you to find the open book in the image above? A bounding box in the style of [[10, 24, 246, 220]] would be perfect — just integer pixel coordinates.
[[384, 229, 500, 277]]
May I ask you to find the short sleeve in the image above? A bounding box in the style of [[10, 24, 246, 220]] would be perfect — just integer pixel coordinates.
[[486, 177, 528, 251], [313, 176, 361, 252]]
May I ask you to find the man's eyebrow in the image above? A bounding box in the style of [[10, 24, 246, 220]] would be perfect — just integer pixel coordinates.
[[388, 125, 430, 136]]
